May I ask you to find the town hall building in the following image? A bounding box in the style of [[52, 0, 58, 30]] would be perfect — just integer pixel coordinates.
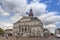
[[13, 9, 44, 37]]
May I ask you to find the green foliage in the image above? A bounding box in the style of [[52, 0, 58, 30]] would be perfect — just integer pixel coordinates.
[[0, 28, 4, 35]]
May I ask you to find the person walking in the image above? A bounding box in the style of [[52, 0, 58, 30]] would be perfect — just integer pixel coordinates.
[[15, 33, 19, 39], [5, 34, 8, 39]]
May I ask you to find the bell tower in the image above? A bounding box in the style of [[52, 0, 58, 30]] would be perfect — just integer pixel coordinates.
[[29, 8, 33, 17]]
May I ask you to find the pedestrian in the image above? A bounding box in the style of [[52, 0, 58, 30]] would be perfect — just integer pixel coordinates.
[[15, 33, 19, 39], [5, 34, 8, 39]]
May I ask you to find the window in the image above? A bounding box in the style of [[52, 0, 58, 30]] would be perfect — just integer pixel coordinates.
[[19, 27, 21, 32], [25, 27, 27, 32], [22, 28, 24, 32], [59, 30, 60, 34]]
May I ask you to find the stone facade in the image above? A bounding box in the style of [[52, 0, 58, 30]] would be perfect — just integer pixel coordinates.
[[13, 9, 44, 37], [5, 29, 13, 36], [55, 28, 60, 34], [43, 29, 50, 37]]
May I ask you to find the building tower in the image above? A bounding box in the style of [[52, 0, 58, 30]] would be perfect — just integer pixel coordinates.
[[29, 9, 33, 17]]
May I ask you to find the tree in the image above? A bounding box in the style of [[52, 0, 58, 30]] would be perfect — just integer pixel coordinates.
[[0, 28, 4, 35]]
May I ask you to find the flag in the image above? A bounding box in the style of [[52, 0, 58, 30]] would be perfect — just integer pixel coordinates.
[[26, 12, 29, 15]]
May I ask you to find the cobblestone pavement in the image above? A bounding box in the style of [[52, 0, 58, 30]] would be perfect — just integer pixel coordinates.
[[0, 36, 60, 40]]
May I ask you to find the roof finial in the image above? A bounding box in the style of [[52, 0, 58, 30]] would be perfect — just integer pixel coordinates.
[[29, 8, 33, 17], [30, 8, 32, 11]]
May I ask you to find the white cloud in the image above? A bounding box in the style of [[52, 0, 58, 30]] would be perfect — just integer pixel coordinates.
[[10, 0, 47, 23], [38, 12, 60, 25], [0, 22, 13, 30], [11, 13, 22, 23], [0, 0, 47, 21], [44, 24, 56, 34], [25, 1, 47, 16], [44, 0, 52, 3], [32, 0, 40, 2], [0, 0, 27, 13], [1, 12, 9, 16], [0, 7, 10, 16]]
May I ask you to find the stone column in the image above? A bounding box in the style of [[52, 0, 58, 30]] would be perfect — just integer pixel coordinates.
[[20, 27, 22, 36], [31, 28, 33, 36], [27, 26, 28, 32], [19, 27, 21, 32], [21, 27, 22, 32], [29, 27, 31, 36], [24, 27, 25, 32]]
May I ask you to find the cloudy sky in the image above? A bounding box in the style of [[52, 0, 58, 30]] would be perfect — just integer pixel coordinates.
[[0, 0, 60, 33]]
